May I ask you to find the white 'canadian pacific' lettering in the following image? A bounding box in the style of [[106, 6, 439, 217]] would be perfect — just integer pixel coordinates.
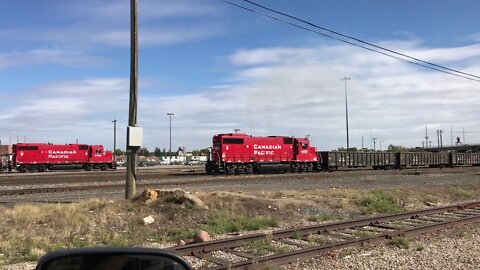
[[47, 150, 76, 159], [48, 150, 77, 154], [253, 150, 274, 155], [48, 155, 70, 159], [253, 144, 281, 150]]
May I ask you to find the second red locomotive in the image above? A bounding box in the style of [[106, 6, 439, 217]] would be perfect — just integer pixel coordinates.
[[10, 143, 116, 172], [206, 133, 319, 174]]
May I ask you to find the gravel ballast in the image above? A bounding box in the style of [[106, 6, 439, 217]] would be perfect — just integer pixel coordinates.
[[3, 226, 479, 270], [284, 225, 480, 270]]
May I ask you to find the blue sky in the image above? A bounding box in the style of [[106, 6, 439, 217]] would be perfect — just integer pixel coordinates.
[[1, 0, 480, 151]]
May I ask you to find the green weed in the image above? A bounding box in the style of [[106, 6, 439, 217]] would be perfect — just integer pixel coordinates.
[[358, 191, 404, 214], [389, 236, 410, 249]]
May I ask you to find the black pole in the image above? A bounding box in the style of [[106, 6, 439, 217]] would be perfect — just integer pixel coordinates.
[[437, 130, 440, 148], [169, 114, 171, 163], [440, 130, 443, 148], [167, 112, 174, 164], [342, 77, 351, 151], [125, 0, 138, 199], [112, 119, 117, 160]]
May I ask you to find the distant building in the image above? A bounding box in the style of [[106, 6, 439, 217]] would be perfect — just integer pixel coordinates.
[[0, 145, 12, 155], [161, 156, 186, 164], [189, 155, 208, 162]]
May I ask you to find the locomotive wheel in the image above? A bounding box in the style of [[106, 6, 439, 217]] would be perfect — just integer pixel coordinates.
[[85, 164, 92, 171], [224, 167, 231, 175], [306, 164, 312, 172], [101, 164, 107, 171], [38, 165, 46, 172]]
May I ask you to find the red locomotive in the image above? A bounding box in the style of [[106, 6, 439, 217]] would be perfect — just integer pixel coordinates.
[[9, 143, 116, 172], [206, 133, 319, 174]]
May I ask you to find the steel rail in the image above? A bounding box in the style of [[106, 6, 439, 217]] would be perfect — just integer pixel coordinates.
[[0, 177, 232, 196], [207, 214, 480, 269], [169, 201, 480, 255], [167, 201, 480, 269]]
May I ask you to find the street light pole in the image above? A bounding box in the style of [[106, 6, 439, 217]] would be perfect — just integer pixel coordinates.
[[341, 77, 351, 151], [167, 112, 174, 164], [112, 119, 117, 160]]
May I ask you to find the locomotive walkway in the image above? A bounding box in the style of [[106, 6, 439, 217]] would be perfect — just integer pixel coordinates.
[[168, 201, 480, 269]]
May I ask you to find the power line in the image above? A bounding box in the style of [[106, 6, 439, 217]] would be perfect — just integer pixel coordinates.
[[224, 0, 480, 83], [240, 0, 480, 80]]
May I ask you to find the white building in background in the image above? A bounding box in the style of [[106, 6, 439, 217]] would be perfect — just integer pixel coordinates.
[[160, 156, 186, 164], [190, 155, 208, 162], [159, 154, 207, 165]]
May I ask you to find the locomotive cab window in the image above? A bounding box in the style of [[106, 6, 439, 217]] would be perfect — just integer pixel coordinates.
[[79, 145, 89, 150], [302, 144, 308, 149], [223, 138, 244, 144], [18, 146, 38, 151], [283, 138, 293, 144]]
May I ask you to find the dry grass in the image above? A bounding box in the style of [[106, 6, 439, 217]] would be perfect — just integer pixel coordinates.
[[0, 197, 279, 265], [0, 200, 147, 264], [1, 184, 480, 266]]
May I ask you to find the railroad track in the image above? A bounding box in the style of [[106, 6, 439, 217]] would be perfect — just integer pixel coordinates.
[[0, 182, 178, 197], [0, 175, 251, 197], [167, 201, 480, 269]]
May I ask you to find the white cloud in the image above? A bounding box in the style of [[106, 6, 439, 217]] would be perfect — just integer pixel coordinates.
[[0, 78, 129, 145], [401, 44, 480, 63], [0, 48, 109, 69], [67, 0, 216, 22], [145, 41, 480, 150], [0, 0, 221, 50], [88, 26, 219, 48], [466, 33, 480, 42], [2, 41, 480, 150]]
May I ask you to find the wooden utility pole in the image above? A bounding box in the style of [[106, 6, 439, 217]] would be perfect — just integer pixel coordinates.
[[125, 0, 138, 199]]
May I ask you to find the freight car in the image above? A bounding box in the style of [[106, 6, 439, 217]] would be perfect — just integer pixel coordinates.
[[320, 151, 480, 171], [9, 143, 116, 172], [205, 133, 319, 174], [318, 151, 397, 170], [450, 152, 480, 167]]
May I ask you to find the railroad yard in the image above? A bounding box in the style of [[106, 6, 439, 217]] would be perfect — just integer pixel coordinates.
[[2, 1, 480, 269], [1, 166, 480, 269]]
